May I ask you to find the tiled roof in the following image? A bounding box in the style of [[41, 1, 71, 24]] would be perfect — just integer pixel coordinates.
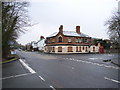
[[47, 31, 90, 38]]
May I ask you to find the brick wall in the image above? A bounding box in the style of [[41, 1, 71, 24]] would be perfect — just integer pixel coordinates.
[[46, 33, 91, 46]]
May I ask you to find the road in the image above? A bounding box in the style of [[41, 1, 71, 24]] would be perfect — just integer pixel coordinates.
[[2, 50, 120, 89]]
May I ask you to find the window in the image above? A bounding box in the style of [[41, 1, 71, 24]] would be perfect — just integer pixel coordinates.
[[68, 46, 73, 52], [78, 38, 82, 43], [48, 46, 51, 52], [79, 46, 81, 52], [58, 36, 62, 42], [82, 46, 84, 50], [85, 47, 88, 52], [68, 38, 72, 43], [86, 39, 89, 43], [83, 38, 87, 43], [52, 39, 55, 43], [76, 46, 79, 52], [93, 47, 95, 52], [76, 38, 78, 43], [52, 47, 55, 52], [58, 47, 62, 52]]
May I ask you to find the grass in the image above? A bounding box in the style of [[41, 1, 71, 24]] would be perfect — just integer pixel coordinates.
[[1, 54, 19, 64]]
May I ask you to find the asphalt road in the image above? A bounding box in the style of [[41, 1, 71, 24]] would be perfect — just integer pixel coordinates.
[[2, 50, 120, 89]]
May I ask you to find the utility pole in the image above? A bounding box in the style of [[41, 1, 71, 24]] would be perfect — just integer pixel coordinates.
[[118, 1, 120, 44], [118, 1, 120, 90]]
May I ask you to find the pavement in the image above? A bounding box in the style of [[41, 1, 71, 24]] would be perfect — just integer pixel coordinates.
[[2, 50, 120, 89]]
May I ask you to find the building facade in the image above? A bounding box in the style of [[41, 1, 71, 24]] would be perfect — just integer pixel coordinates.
[[37, 36, 46, 51], [44, 25, 99, 53]]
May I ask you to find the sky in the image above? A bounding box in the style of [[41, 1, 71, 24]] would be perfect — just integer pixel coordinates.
[[17, 0, 119, 45]]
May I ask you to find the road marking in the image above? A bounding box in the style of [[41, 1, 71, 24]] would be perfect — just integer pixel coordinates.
[[89, 58, 98, 60], [39, 76, 45, 81], [72, 67, 74, 69], [64, 58, 120, 70], [1, 73, 33, 80], [19, 59, 36, 74], [108, 54, 114, 56], [50, 85, 56, 90], [104, 77, 120, 84]]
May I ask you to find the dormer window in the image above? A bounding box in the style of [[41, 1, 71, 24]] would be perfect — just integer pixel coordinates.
[[58, 36, 62, 42]]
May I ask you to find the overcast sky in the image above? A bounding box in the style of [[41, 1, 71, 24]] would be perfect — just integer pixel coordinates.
[[17, 0, 118, 45]]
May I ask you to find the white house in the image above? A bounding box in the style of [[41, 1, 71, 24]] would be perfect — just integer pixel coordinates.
[[31, 41, 38, 51], [37, 36, 46, 51]]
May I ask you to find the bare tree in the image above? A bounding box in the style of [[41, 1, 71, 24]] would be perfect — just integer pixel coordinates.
[[105, 10, 120, 44], [2, 2, 30, 59]]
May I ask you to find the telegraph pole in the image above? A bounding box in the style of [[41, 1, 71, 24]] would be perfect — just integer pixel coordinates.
[[118, 1, 120, 90]]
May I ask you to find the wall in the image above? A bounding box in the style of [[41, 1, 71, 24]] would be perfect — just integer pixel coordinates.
[[37, 39, 45, 51], [44, 45, 99, 54], [46, 33, 92, 46]]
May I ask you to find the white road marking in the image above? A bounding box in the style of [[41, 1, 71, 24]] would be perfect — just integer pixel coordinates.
[[86, 61, 91, 64], [97, 64, 103, 67], [1, 73, 33, 80], [50, 85, 56, 90], [104, 77, 120, 84], [72, 67, 74, 69], [108, 54, 114, 56], [39, 76, 45, 81], [64, 58, 120, 70], [89, 58, 98, 60], [19, 59, 36, 74]]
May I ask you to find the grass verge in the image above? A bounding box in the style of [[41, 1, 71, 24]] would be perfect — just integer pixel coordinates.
[[1, 54, 19, 64]]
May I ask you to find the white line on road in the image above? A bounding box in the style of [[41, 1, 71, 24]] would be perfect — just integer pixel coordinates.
[[104, 77, 120, 84], [89, 58, 98, 60], [39, 76, 45, 81], [19, 59, 36, 74], [72, 67, 74, 69], [50, 85, 56, 90], [64, 58, 120, 70], [1, 73, 33, 80]]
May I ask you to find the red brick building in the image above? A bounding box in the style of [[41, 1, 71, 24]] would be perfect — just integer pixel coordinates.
[[44, 25, 99, 53]]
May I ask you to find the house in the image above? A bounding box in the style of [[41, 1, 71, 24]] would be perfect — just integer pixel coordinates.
[[37, 36, 46, 52], [44, 25, 99, 53], [31, 41, 38, 51], [26, 41, 38, 51], [26, 43, 32, 51]]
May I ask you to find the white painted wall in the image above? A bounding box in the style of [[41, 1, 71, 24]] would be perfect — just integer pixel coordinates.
[[32, 42, 37, 48], [44, 45, 99, 53], [37, 39, 45, 51], [90, 45, 99, 53]]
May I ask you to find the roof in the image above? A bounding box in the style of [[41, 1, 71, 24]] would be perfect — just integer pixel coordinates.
[[47, 31, 90, 38], [37, 38, 45, 44]]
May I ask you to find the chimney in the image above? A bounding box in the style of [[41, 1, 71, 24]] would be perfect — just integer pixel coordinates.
[[40, 36, 44, 40], [59, 25, 63, 33], [76, 26, 80, 34]]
